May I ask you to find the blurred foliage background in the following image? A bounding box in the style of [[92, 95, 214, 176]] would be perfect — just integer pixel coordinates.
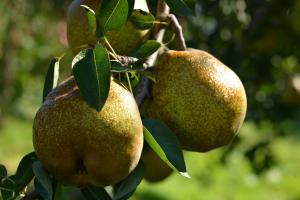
[[0, 0, 300, 199]]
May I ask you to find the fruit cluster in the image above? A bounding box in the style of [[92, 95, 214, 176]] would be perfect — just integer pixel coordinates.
[[33, 0, 247, 190]]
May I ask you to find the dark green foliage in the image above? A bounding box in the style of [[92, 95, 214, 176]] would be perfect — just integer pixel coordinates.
[[14, 152, 37, 194], [98, 0, 129, 32], [43, 58, 60, 102], [0, 165, 7, 180], [81, 187, 112, 200], [33, 161, 53, 200], [113, 162, 144, 200], [143, 119, 188, 177], [73, 45, 111, 111], [132, 40, 161, 59], [130, 10, 155, 30]]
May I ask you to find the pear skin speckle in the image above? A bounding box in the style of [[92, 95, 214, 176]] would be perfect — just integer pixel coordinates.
[[147, 50, 247, 152], [33, 77, 143, 187]]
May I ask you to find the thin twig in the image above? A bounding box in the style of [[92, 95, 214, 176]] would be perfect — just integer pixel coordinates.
[[134, 0, 170, 107], [167, 14, 186, 51]]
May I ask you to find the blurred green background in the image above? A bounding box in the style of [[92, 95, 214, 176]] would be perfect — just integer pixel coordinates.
[[1, 0, 300, 199]]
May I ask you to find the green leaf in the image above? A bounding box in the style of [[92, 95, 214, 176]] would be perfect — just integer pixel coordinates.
[[0, 175, 15, 200], [116, 190, 135, 200], [52, 180, 62, 200], [127, 0, 135, 19], [34, 178, 49, 200], [110, 62, 142, 73], [32, 161, 53, 200], [130, 10, 155, 30], [164, 0, 195, 16], [98, 0, 129, 32], [111, 62, 131, 73], [73, 44, 111, 111], [43, 58, 60, 102], [80, 5, 104, 39], [0, 165, 7, 179], [81, 186, 112, 200], [143, 119, 189, 178], [80, 5, 97, 36], [113, 162, 144, 200], [14, 152, 37, 193], [132, 40, 161, 59], [72, 49, 86, 69]]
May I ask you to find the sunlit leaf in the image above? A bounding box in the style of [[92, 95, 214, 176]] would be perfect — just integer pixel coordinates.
[[130, 9, 155, 30], [164, 0, 195, 16], [73, 45, 111, 111], [98, 0, 129, 32], [132, 40, 161, 59]]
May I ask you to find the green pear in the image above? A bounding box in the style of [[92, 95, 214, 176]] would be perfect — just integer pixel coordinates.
[[147, 49, 247, 152], [67, 0, 150, 55], [142, 148, 173, 183], [33, 77, 143, 187]]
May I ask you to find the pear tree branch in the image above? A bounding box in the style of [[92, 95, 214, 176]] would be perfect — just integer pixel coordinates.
[[167, 14, 186, 51], [135, 0, 170, 107]]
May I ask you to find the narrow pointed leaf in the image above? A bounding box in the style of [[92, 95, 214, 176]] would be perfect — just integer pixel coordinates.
[[73, 45, 111, 111], [132, 40, 161, 59], [130, 10, 155, 30], [72, 49, 87, 69], [98, 0, 129, 32], [34, 178, 50, 200], [81, 5, 97, 35], [14, 152, 37, 193], [127, 0, 135, 19], [113, 162, 144, 200], [143, 119, 189, 178], [43, 58, 60, 102], [32, 161, 53, 200], [94, 44, 111, 108], [164, 0, 195, 16], [81, 186, 112, 200]]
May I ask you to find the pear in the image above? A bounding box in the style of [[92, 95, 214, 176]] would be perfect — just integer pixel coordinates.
[[33, 77, 143, 187], [147, 49, 247, 152], [142, 148, 173, 183], [67, 0, 150, 55]]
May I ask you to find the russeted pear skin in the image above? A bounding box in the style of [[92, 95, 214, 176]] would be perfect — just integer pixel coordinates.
[[33, 77, 143, 187], [147, 50, 247, 152], [142, 149, 173, 183], [67, 0, 150, 55]]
